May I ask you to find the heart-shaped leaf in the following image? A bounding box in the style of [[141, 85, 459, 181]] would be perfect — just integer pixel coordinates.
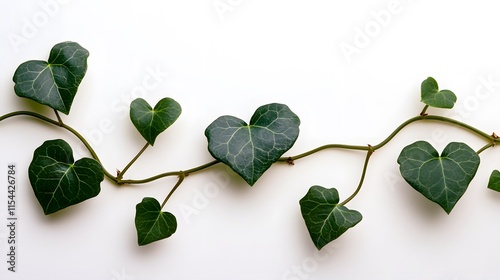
[[28, 139, 104, 215], [487, 170, 500, 192], [397, 141, 480, 214], [13, 41, 89, 115], [135, 197, 177, 246], [299, 186, 362, 250], [130, 98, 182, 146], [205, 103, 300, 186], [420, 77, 457, 109]]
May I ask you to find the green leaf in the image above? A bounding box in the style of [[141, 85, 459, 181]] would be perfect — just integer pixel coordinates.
[[299, 186, 362, 250], [205, 103, 300, 186], [28, 139, 104, 215], [135, 197, 177, 246], [397, 141, 480, 214], [420, 77, 457, 109], [13, 41, 89, 115], [487, 170, 500, 192], [129, 98, 182, 146]]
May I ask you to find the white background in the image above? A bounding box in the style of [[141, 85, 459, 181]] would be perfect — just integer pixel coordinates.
[[1, 0, 500, 279]]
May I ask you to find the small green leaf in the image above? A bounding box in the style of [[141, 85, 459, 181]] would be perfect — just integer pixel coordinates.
[[28, 139, 104, 215], [487, 170, 500, 192], [13, 41, 89, 114], [299, 186, 362, 250], [420, 77, 457, 109], [205, 103, 300, 186], [135, 197, 177, 246], [397, 141, 480, 214], [130, 98, 182, 146]]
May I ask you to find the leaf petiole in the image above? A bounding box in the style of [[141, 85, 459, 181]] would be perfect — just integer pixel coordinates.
[[477, 142, 495, 155], [54, 109, 63, 126], [339, 147, 373, 206], [161, 173, 185, 209], [117, 142, 150, 182], [420, 105, 429, 116]]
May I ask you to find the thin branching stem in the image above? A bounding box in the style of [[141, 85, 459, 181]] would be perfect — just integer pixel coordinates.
[[477, 143, 495, 155], [119, 160, 220, 185], [0, 110, 118, 183], [117, 142, 150, 181], [161, 173, 185, 209], [1, 110, 498, 200], [420, 105, 430, 116], [54, 109, 63, 125], [339, 147, 374, 206], [280, 114, 499, 163]]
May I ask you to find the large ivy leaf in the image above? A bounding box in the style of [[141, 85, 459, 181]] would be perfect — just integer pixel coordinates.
[[28, 139, 104, 215], [397, 141, 480, 214], [299, 186, 362, 250], [13, 41, 89, 115], [420, 77, 457, 109], [135, 197, 177, 246], [205, 103, 300, 186], [130, 98, 182, 146], [487, 170, 500, 192]]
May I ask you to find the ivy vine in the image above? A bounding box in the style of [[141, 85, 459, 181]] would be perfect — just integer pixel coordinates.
[[2, 41, 500, 250]]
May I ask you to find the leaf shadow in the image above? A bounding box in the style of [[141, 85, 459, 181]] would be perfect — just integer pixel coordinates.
[[404, 188, 448, 221], [486, 189, 500, 203], [41, 202, 90, 223], [16, 97, 53, 116]]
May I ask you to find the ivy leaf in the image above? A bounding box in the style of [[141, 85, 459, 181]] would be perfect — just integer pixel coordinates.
[[13, 41, 89, 115], [28, 139, 104, 215], [487, 170, 500, 192], [130, 98, 182, 145], [205, 103, 300, 186], [397, 141, 480, 214], [135, 197, 177, 246], [299, 186, 362, 250], [420, 77, 457, 109]]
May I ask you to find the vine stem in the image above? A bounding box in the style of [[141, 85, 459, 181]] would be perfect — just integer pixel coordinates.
[[0, 110, 118, 183], [280, 114, 499, 162], [1, 106, 499, 228], [1, 110, 499, 189], [0, 111, 221, 185], [339, 147, 373, 206], [118, 160, 220, 185], [117, 142, 150, 182]]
